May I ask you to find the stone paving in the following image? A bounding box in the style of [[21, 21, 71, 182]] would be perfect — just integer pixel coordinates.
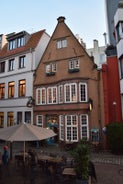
[[91, 152, 123, 165], [0, 142, 123, 184]]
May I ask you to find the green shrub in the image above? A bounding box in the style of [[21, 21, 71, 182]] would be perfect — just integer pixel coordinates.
[[106, 123, 123, 154]]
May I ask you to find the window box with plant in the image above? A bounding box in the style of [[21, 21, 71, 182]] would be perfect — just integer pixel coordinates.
[[71, 139, 91, 184]]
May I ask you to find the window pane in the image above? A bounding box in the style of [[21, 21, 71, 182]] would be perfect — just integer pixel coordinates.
[[0, 112, 4, 128], [65, 83, 77, 102], [46, 64, 51, 73], [7, 112, 14, 127], [17, 112, 22, 124], [9, 40, 16, 50], [19, 80, 26, 97], [8, 59, 14, 71], [59, 85, 63, 103], [17, 36, 25, 47], [71, 84, 77, 102], [36, 115, 43, 127], [25, 111, 31, 123], [41, 88, 46, 104], [19, 56, 26, 68], [65, 115, 78, 142], [79, 83, 87, 102], [47, 87, 57, 104], [57, 39, 67, 49], [0, 62, 5, 73], [0, 83, 5, 99], [47, 88, 52, 103], [59, 115, 64, 140], [8, 81, 14, 98], [80, 114, 89, 139], [65, 85, 70, 102]]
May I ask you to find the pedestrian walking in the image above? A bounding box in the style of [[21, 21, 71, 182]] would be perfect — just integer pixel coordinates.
[[2, 145, 9, 177]]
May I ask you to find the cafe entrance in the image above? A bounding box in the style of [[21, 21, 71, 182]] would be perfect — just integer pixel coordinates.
[[46, 115, 59, 145]]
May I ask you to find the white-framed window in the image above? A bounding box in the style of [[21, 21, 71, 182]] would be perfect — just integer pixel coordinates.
[[46, 63, 56, 74], [57, 39, 67, 49], [9, 40, 16, 50], [64, 83, 77, 103], [80, 114, 89, 140], [36, 88, 46, 105], [8, 59, 15, 71], [36, 88, 41, 105], [58, 85, 63, 103], [17, 36, 25, 47], [59, 115, 64, 140], [79, 83, 87, 102], [65, 115, 78, 142], [36, 115, 43, 127], [69, 58, 79, 69], [47, 87, 57, 104]]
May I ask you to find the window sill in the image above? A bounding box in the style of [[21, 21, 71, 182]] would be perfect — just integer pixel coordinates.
[[68, 68, 80, 73], [46, 72, 56, 76]]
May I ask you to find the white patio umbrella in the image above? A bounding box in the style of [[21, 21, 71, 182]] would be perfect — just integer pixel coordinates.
[[0, 122, 56, 161]]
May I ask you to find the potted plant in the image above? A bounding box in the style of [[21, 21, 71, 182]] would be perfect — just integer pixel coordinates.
[[71, 139, 91, 184]]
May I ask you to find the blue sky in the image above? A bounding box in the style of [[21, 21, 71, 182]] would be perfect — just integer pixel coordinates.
[[0, 0, 106, 48]]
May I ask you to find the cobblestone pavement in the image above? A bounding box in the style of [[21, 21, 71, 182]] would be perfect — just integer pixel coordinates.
[[0, 142, 123, 184], [94, 163, 123, 184], [91, 152, 123, 165], [0, 161, 123, 184]]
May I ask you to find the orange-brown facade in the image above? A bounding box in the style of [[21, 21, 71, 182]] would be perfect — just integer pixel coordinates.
[[33, 17, 104, 145]]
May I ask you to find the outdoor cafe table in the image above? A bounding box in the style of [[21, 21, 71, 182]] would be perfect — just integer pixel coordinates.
[[38, 154, 63, 164], [14, 151, 29, 165], [62, 167, 76, 176]]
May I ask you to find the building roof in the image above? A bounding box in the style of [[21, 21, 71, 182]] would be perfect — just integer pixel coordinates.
[[0, 29, 45, 59]]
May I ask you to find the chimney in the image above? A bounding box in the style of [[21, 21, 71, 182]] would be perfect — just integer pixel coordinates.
[[57, 16, 65, 23]]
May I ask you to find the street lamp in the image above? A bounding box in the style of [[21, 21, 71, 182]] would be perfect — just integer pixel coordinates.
[[113, 101, 117, 122]]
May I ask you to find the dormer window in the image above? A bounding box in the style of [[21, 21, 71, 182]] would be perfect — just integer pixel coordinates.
[[57, 38, 67, 49], [46, 63, 56, 76], [17, 36, 25, 47], [68, 58, 80, 73], [7, 31, 27, 50], [9, 40, 16, 50]]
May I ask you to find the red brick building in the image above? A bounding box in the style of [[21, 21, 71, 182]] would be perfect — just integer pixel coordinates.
[[102, 46, 122, 148], [33, 17, 104, 146], [102, 46, 122, 125]]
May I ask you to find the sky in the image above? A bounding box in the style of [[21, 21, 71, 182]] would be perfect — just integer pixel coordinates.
[[0, 0, 106, 48]]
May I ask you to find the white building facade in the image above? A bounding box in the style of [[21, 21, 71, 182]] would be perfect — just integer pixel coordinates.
[[0, 30, 50, 127], [86, 39, 106, 68]]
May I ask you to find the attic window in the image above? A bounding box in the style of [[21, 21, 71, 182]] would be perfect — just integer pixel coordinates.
[[17, 36, 25, 47], [68, 58, 80, 73], [9, 39, 16, 50], [46, 63, 56, 76], [57, 39, 67, 49], [8, 35, 25, 50]]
